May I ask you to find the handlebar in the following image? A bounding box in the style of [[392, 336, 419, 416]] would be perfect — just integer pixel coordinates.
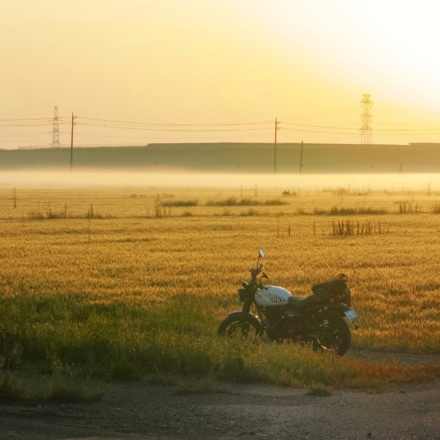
[[250, 263, 269, 286], [248, 250, 268, 286], [250, 263, 263, 279]]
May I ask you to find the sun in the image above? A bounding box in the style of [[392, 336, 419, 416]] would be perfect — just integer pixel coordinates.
[[356, 2, 440, 70], [348, 1, 440, 107]]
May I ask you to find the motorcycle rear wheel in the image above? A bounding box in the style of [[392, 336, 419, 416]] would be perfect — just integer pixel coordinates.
[[218, 315, 262, 339], [313, 311, 351, 356]]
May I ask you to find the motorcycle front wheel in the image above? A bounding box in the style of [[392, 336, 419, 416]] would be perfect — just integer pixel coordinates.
[[218, 314, 262, 339], [313, 311, 351, 356]]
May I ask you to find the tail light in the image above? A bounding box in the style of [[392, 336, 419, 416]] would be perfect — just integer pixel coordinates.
[[344, 287, 351, 307]]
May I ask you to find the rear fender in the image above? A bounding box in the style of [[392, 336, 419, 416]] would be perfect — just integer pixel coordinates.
[[315, 305, 358, 328], [227, 310, 263, 332], [316, 304, 351, 315]]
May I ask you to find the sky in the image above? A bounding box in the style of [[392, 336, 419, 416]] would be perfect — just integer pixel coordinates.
[[2, 0, 440, 149]]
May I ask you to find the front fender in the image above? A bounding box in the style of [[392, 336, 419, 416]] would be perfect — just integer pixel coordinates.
[[227, 310, 263, 333]]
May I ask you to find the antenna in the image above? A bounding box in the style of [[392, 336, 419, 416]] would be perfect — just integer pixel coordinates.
[[52, 106, 60, 148], [360, 94, 373, 144]]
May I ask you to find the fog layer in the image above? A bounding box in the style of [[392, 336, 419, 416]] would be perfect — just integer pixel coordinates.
[[0, 170, 437, 192]]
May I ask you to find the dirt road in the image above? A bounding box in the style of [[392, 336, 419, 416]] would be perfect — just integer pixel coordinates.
[[1, 350, 439, 440]]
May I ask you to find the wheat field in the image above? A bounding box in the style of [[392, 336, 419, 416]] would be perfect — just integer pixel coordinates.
[[0, 181, 439, 392]]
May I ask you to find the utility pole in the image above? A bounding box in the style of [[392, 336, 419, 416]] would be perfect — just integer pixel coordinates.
[[70, 113, 77, 170], [274, 117, 281, 173]]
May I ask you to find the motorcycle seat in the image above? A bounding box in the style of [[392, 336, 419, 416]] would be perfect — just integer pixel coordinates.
[[287, 295, 318, 307]]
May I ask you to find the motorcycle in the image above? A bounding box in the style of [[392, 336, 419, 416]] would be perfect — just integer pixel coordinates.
[[218, 250, 358, 356]]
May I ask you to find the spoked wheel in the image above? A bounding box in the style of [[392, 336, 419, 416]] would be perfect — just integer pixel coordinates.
[[313, 311, 351, 356], [218, 314, 262, 339]]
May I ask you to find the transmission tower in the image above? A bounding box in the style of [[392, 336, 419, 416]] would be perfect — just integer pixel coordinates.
[[360, 94, 373, 144], [52, 106, 60, 148]]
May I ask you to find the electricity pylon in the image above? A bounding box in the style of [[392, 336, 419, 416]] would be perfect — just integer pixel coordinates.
[[52, 106, 60, 148], [360, 94, 373, 144]]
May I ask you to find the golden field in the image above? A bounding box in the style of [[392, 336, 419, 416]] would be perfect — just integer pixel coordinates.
[[0, 180, 439, 396]]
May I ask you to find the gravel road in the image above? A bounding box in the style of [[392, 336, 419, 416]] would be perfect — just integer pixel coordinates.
[[0, 350, 439, 440]]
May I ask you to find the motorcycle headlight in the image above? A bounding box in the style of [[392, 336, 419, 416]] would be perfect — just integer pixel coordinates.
[[238, 288, 247, 302]]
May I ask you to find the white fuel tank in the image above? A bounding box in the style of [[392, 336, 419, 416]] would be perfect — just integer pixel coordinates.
[[255, 285, 292, 306]]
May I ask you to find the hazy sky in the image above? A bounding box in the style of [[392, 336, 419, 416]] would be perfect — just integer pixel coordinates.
[[2, 0, 440, 148]]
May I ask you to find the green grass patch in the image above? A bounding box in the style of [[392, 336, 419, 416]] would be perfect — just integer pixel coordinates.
[[314, 207, 388, 215], [207, 197, 286, 207], [1, 292, 439, 401], [161, 199, 199, 207]]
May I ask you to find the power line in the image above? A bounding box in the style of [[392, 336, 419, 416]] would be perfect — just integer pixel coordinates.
[[4, 111, 440, 147], [79, 116, 272, 126], [0, 123, 57, 127], [0, 131, 52, 138], [0, 117, 53, 121], [283, 121, 440, 134], [4, 114, 440, 134], [283, 127, 360, 135], [375, 108, 440, 114], [78, 122, 270, 132], [283, 122, 356, 130]]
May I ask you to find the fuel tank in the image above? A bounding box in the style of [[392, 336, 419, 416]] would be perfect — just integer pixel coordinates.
[[255, 285, 292, 306]]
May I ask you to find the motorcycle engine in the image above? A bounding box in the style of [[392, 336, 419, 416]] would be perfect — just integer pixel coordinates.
[[265, 308, 306, 341]]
